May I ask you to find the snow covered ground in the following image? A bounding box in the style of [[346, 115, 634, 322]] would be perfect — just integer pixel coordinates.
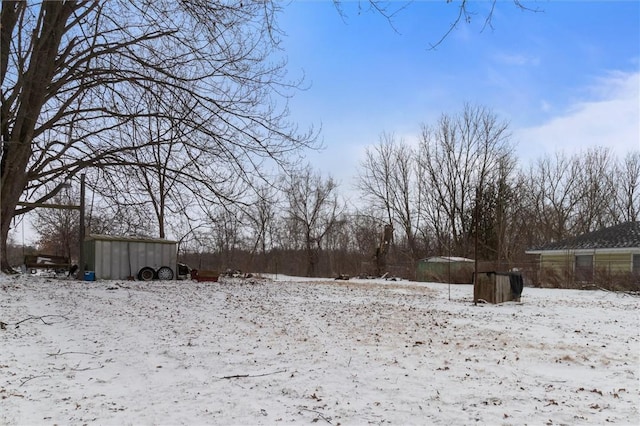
[[1, 273, 638, 425]]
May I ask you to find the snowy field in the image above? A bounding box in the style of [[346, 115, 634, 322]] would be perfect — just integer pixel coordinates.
[[1, 273, 638, 425]]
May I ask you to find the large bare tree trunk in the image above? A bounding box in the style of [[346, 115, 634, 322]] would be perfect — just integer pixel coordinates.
[[1, 2, 77, 272]]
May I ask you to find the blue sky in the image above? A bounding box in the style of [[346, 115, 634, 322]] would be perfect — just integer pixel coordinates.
[[277, 0, 640, 188], [11, 1, 640, 245]]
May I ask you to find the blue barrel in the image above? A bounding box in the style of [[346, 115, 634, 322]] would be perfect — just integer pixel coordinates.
[[84, 271, 96, 281]]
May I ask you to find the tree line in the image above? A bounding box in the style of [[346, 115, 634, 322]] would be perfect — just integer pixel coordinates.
[[12, 104, 639, 279], [3, 1, 635, 278]]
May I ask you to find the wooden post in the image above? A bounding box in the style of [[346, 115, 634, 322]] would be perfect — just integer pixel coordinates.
[[78, 173, 85, 280], [473, 186, 480, 305]]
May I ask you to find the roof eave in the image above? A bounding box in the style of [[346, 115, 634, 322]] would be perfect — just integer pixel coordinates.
[[526, 247, 640, 255]]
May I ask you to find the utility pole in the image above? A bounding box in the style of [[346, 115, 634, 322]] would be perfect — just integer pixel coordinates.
[[473, 185, 481, 306], [78, 173, 86, 280]]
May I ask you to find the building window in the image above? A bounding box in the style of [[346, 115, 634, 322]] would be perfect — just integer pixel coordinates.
[[575, 254, 593, 282], [633, 254, 640, 276]]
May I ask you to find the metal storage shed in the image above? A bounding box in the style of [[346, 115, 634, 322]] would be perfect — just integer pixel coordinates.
[[84, 234, 178, 280]]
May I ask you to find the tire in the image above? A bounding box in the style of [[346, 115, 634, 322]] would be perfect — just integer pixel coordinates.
[[156, 266, 174, 281], [138, 266, 155, 281]]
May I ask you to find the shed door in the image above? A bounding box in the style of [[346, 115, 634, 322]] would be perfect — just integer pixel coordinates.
[[575, 254, 593, 282]]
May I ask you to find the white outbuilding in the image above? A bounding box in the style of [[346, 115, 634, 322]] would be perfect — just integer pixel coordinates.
[[84, 234, 178, 281]]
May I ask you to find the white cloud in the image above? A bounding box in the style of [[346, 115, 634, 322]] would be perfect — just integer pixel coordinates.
[[493, 52, 541, 67], [515, 71, 640, 162]]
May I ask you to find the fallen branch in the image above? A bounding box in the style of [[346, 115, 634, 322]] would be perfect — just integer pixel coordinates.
[[299, 407, 332, 424], [220, 369, 287, 380], [19, 375, 51, 387], [12, 314, 68, 328], [47, 350, 98, 357], [221, 373, 250, 379], [52, 364, 104, 372]]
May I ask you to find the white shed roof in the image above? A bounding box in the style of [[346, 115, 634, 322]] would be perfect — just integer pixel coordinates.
[[422, 256, 474, 263], [87, 234, 177, 244]]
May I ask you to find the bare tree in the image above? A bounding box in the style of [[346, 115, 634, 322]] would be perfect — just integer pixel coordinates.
[[97, 86, 207, 239], [356, 134, 396, 226], [521, 148, 637, 248], [31, 186, 80, 262], [210, 205, 244, 272], [612, 151, 640, 223], [242, 182, 280, 271], [1, 0, 316, 272], [349, 212, 385, 259], [333, 1, 539, 49], [284, 165, 343, 277], [473, 154, 520, 263], [321, 214, 351, 275], [85, 169, 158, 238], [573, 147, 617, 234], [186, 204, 246, 272], [418, 104, 514, 259], [526, 152, 585, 242], [356, 133, 422, 261], [497, 169, 542, 263]]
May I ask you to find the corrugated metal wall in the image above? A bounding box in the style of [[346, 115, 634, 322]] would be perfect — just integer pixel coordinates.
[[85, 236, 177, 280]]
